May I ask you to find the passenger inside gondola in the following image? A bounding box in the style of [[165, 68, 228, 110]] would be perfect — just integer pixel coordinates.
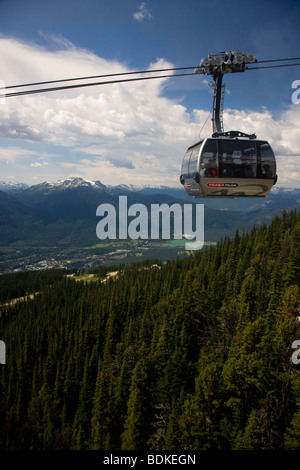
[[261, 164, 274, 179], [223, 168, 232, 176]]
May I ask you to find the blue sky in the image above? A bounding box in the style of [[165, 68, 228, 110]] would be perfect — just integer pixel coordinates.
[[0, 0, 300, 188]]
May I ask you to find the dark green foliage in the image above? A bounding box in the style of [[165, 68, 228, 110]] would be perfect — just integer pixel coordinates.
[[0, 210, 299, 450], [0, 269, 68, 303]]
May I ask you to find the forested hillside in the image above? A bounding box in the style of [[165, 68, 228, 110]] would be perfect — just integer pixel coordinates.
[[0, 210, 299, 450]]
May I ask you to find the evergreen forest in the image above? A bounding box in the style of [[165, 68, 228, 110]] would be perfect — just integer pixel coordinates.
[[0, 210, 300, 450]]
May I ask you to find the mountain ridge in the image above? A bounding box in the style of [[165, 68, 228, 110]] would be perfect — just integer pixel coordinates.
[[1, 177, 300, 238], [2, 176, 300, 211], [0, 177, 299, 272]]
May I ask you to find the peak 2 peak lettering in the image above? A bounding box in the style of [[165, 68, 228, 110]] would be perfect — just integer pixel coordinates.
[[206, 182, 239, 188], [96, 196, 204, 251], [0, 341, 5, 365], [291, 80, 300, 104]]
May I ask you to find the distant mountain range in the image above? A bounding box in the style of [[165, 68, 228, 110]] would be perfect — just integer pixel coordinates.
[[0, 177, 299, 250], [0, 181, 29, 191]]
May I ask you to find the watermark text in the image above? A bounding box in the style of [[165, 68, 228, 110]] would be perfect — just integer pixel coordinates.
[[291, 340, 300, 365], [0, 340, 5, 364], [291, 80, 300, 104], [96, 196, 204, 251]]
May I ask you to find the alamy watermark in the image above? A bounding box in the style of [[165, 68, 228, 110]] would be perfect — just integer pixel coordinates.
[[291, 80, 300, 104], [96, 196, 204, 251], [291, 340, 300, 365], [0, 340, 5, 364]]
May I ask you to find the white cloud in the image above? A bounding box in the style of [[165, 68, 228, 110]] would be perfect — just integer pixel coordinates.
[[222, 106, 300, 157], [0, 146, 43, 163], [133, 3, 153, 22], [0, 36, 299, 188], [30, 161, 48, 167], [30, 162, 42, 167], [0, 37, 198, 185]]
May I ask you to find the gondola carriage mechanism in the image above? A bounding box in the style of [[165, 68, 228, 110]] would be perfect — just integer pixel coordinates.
[[180, 51, 278, 198]]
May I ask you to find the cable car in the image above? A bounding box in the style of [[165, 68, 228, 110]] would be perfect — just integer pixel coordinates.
[[180, 132, 277, 198], [180, 51, 278, 198]]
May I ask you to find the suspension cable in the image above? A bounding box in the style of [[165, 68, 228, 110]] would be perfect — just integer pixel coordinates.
[[0, 66, 197, 91], [1, 57, 300, 99], [0, 72, 196, 98], [256, 57, 300, 64], [247, 63, 300, 71]]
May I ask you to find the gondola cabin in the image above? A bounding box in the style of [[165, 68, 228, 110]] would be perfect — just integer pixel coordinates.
[[180, 137, 277, 198]]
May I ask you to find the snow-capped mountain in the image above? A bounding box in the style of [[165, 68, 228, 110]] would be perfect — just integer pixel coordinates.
[[50, 177, 107, 190], [24, 177, 108, 193], [2, 178, 300, 213], [108, 183, 141, 192], [107, 183, 175, 192], [0, 181, 29, 192], [4, 177, 176, 198]]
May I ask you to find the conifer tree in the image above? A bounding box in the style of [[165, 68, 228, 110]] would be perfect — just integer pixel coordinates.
[[284, 409, 300, 449], [91, 363, 112, 450], [121, 344, 151, 450]]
